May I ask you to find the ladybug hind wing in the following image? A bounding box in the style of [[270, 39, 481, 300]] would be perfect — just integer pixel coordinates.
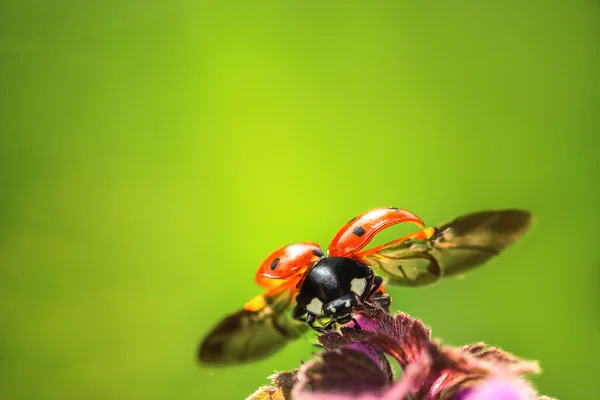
[[355, 209, 532, 287], [198, 288, 308, 366]]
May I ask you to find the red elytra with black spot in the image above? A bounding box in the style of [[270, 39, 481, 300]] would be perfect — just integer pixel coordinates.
[[256, 242, 323, 281], [328, 208, 424, 257]]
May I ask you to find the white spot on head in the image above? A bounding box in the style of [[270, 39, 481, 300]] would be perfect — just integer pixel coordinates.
[[351, 277, 367, 296], [306, 298, 323, 315], [328, 305, 336, 314], [344, 299, 351, 308]]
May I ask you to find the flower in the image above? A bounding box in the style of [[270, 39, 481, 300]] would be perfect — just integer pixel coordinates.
[[454, 378, 539, 400], [247, 305, 556, 400]]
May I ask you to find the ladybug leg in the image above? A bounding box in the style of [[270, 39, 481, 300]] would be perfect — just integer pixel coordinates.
[[306, 312, 325, 333], [293, 305, 330, 332], [371, 293, 391, 311], [357, 274, 392, 314], [321, 318, 336, 331], [366, 275, 391, 311], [292, 304, 306, 321], [350, 317, 363, 331], [368, 275, 384, 296], [356, 270, 375, 304], [359, 272, 382, 303]]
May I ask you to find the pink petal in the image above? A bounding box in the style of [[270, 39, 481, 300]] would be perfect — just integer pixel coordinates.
[[458, 377, 537, 400]]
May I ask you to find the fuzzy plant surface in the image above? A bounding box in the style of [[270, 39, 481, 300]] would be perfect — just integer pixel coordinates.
[[247, 305, 555, 400]]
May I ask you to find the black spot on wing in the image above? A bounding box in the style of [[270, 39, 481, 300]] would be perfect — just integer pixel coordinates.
[[312, 249, 324, 258], [352, 226, 366, 237], [389, 207, 400, 211], [271, 258, 280, 270]]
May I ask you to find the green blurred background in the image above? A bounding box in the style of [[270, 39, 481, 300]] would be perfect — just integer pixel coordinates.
[[1, 1, 598, 399]]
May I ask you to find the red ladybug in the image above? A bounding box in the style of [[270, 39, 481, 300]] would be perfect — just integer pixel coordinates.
[[198, 208, 531, 365]]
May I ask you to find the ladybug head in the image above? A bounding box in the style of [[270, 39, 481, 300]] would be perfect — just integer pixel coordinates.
[[322, 293, 359, 324]]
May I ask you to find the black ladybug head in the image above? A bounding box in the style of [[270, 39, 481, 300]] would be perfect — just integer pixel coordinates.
[[322, 293, 358, 324]]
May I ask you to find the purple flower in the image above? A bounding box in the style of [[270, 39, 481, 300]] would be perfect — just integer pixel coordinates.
[[248, 305, 555, 400], [454, 377, 541, 400]]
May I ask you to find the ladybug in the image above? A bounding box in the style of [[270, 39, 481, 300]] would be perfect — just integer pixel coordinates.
[[198, 208, 531, 365]]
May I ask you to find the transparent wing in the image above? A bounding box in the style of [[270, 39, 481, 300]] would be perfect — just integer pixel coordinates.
[[355, 210, 532, 287], [198, 288, 309, 366]]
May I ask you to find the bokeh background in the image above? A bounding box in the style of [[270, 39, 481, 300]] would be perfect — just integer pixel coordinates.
[[1, 1, 598, 399]]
